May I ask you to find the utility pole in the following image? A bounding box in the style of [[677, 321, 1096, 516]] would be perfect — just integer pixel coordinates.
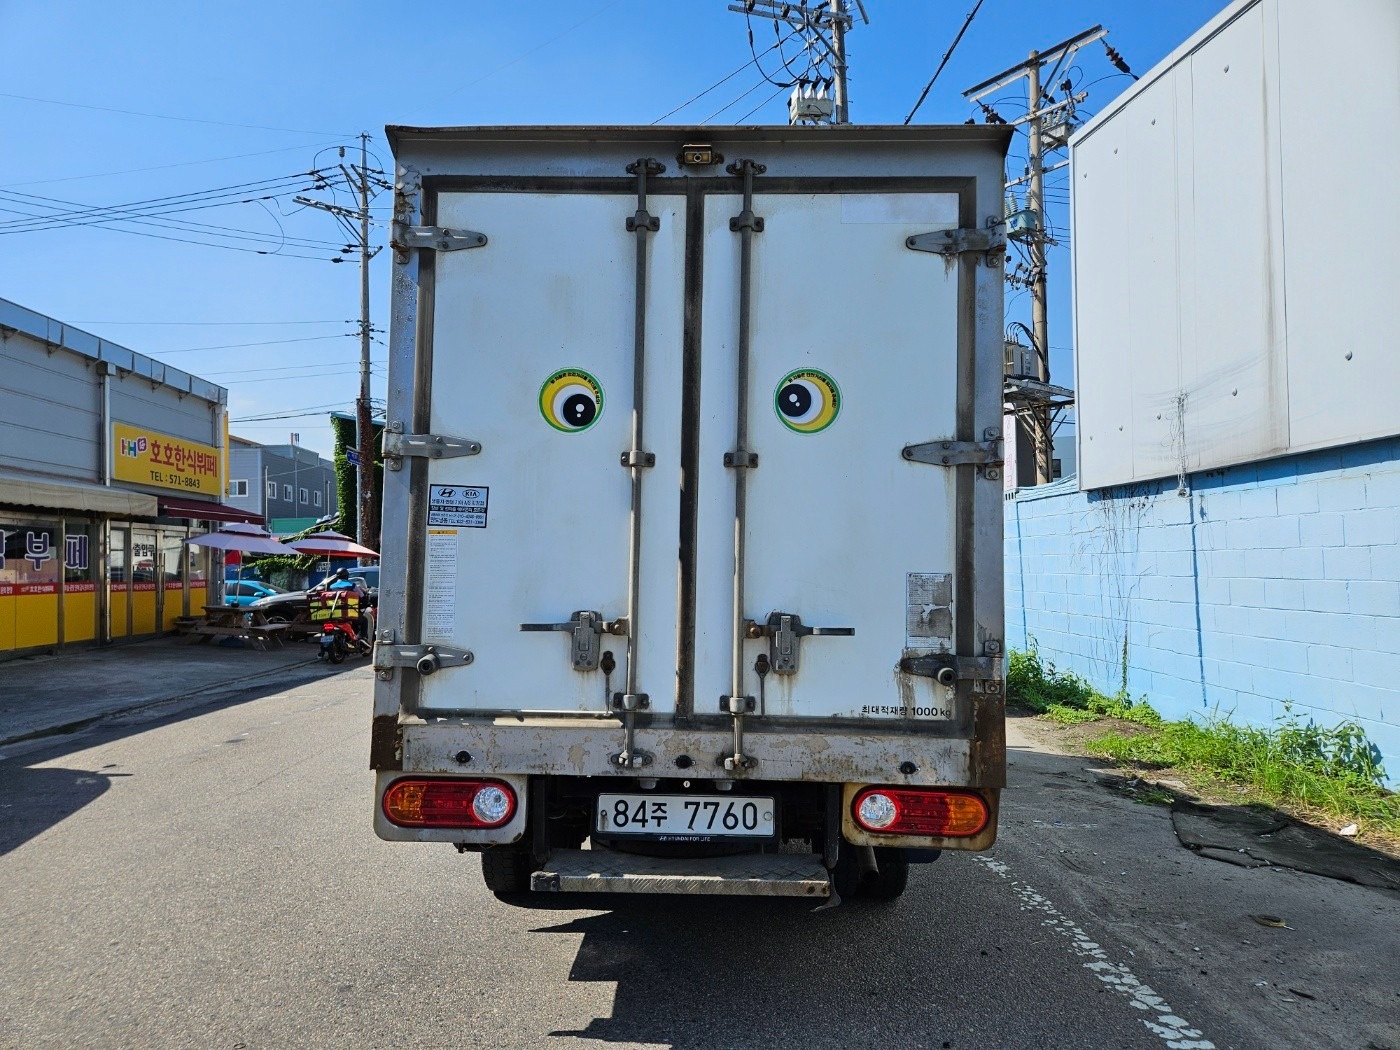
[[294, 135, 385, 550], [356, 132, 374, 556], [964, 25, 1107, 486], [726, 0, 867, 125], [829, 0, 849, 124]]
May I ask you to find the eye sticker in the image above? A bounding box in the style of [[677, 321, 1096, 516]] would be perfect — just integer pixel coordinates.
[[774, 368, 841, 433], [539, 368, 604, 433]]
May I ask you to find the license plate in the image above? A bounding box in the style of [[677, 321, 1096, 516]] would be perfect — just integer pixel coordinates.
[[596, 793, 776, 839]]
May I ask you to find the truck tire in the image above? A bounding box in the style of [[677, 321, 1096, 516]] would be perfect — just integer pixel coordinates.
[[480, 846, 533, 898], [862, 848, 910, 901]]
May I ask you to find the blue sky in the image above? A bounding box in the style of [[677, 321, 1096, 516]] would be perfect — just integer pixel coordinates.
[[1, 0, 1223, 464]]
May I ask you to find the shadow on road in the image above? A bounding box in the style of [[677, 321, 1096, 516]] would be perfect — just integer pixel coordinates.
[[0, 659, 362, 856], [532, 894, 966, 1049]]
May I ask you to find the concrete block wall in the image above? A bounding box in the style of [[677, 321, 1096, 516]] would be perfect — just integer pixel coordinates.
[[1005, 436, 1400, 787]]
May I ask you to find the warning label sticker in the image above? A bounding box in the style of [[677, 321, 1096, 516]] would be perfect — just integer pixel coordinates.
[[425, 529, 458, 642], [428, 485, 488, 528]]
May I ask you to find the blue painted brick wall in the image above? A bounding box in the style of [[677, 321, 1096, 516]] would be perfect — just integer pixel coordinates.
[[1005, 436, 1400, 788]]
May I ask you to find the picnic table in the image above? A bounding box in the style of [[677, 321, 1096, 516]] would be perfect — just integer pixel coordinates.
[[175, 605, 290, 650]]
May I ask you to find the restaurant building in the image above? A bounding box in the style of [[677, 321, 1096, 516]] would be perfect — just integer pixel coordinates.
[[0, 297, 259, 659]]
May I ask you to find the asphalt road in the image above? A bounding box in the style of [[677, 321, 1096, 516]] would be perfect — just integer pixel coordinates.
[[1, 667, 1396, 1050]]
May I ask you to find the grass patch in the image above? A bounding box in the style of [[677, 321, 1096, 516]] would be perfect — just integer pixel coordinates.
[[1089, 711, 1400, 831], [1007, 645, 1159, 725], [1008, 647, 1399, 835]]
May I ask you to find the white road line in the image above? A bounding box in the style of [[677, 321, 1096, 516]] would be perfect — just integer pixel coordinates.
[[974, 855, 1216, 1050]]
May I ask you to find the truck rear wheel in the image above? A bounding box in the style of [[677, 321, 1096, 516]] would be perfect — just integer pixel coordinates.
[[480, 846, 533, 898]]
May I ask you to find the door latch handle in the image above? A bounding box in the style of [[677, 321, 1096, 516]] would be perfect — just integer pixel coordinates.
[[744, 612, 853, 676], [520, 611, 626, 671]]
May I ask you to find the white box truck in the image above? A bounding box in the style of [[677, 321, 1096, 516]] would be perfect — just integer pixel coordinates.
[[371, 125, 1010, 902]]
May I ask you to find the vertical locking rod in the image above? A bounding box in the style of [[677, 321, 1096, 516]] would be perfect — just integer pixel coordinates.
[[725, 159, 765, 771], [616, 157, 663, 769]]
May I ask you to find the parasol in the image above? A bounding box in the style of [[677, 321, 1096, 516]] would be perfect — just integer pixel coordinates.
[[285, 530, 379, 558], [184, 521, 301, 556]]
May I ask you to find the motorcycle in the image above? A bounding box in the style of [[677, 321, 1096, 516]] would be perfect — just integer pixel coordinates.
[[313, 588, 370, 664]]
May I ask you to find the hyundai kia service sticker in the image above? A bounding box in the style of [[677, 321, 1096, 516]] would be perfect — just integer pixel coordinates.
[[428, 485, 488, 528]]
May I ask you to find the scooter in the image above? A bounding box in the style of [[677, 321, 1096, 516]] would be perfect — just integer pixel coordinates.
[[315, 590, 370, 664]]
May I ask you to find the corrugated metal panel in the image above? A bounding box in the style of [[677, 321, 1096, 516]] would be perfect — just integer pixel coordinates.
[[1277, 0, 1400, 452], [0, 333, 100, 481], [0, 298, 226, 406], [1071, 0, 1400, 489], [110, 374, 219, 447]]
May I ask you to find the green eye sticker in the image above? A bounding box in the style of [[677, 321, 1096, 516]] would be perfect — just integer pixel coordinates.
[[774, 368, 841, 433], [539, 368, 604, 433]]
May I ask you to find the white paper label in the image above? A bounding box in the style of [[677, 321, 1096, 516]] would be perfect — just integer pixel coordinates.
[[428, 485, 488, 528], [425, 529, 458, 641]]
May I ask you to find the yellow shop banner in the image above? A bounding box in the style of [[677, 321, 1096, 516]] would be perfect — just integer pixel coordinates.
[[112, 422, 222, 496]]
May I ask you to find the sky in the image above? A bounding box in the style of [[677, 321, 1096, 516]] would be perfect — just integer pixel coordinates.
[[1, 0, 1224, 467]]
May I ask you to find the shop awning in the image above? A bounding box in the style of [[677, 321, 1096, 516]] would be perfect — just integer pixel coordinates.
[[0, 470, 158, 517], [159, 496, 264, 525]]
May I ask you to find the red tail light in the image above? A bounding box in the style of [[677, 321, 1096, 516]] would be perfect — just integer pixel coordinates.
[[382, 778, 517, 829], [851, 787, 989, 837]]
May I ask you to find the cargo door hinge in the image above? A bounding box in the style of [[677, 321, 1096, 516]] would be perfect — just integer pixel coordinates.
[[902, 434, 1003, 477], [391, 223, 487, 259], [373, 632, 474, 680], [382, 426, 482, 471], [906, 227, 1004, 265]]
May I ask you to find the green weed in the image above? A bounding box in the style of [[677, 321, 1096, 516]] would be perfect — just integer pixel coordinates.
[[1007, 644, 1158, 724], [1008, 647, 1398, 833]]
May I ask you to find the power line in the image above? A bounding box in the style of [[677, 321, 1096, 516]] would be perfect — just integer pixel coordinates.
[[0, 90, 350, 136], [904, 0, 985, 125], [0, 140, 351, 189], [231, 401, 360, 423], [0, 206, 337, 260], [699, 77, 775, 125], [150, 334, 357, 356], [734, 84, 791, 124], [0, 174, 321, 234], [73, 319, 349, 326], [0, 190, 348, 251], [650, 29, 802, 123]]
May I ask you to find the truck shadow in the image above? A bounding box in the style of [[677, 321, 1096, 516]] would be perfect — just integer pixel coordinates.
[[0, 660, 361, 856], [534, 893, 954, 1049]]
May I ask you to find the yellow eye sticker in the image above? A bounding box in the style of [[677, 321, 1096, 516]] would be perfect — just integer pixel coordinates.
[[539, 368, 604, 433], [774, 368, 840, 433]]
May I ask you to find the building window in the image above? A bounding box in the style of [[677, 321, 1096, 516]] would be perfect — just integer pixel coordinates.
[[1052, 458, 1063, 480], [283, 484, 293, 502], [299, 487, 309, 505], [313, 490, 322, 507], [229, 480, 248, 497], [266, 480, 277, 498]]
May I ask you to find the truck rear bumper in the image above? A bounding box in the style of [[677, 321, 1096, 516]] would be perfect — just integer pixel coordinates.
[[392, 718, 1002, 789], [531, 848, 831, 898]]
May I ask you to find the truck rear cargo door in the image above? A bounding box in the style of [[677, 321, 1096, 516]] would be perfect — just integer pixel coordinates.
[[694, 187, 967, 724], [415, 189, 685, 716]]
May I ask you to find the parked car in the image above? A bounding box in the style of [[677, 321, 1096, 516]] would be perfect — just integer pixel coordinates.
[[223, 581, 285, 607], [249, 572, 377, 635]]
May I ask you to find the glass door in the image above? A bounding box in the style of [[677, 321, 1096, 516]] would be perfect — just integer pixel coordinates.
[[108, 526, 131, 640], [131, 528, 159, 637]]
